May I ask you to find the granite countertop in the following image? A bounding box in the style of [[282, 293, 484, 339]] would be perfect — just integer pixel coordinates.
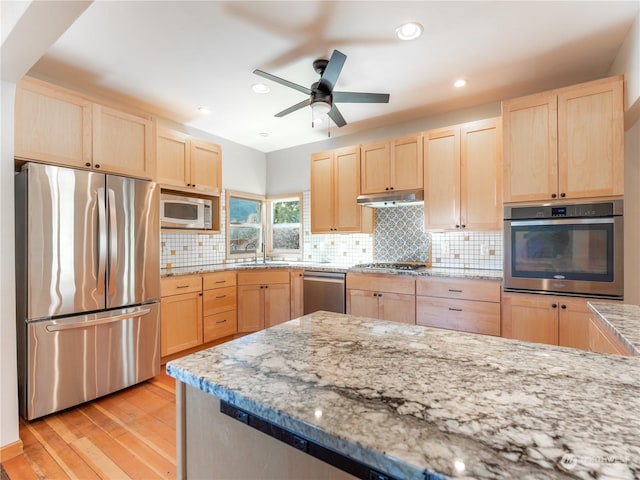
[[588, 302, 640, 355], [167, 311, 640, 480], [161, 262, 503, 281]]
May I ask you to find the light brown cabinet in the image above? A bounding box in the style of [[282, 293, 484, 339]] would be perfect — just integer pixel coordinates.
[[416, 277, 501, 336], [15, 76, 155, 180], [160, 275, 203, 357], [346, 273, 415, 324], [501, 293, 593, 347], [290, 269, 304, 319], [310, 146, 373, 233], [237, 270, 291, 333], [503, 76, 623, 203], [424, 118, 502, 230], [157, 128, 221, 195], [589, 315, 634, 356], [202, 271, 237, 343], [360, 134, 423, 194]]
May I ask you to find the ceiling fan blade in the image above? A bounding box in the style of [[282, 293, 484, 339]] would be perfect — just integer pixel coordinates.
[[328, 104, 346, 127], [319, 50, 346, 92], [253, 69, 311, 95], [333, 91, 390, 103], [275, 98, 311, 117]]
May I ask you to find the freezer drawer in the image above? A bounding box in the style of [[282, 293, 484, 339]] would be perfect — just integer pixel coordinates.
[[21, 303, 160, 420]]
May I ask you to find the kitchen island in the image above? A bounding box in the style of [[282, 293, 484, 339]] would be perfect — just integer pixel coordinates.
[[167, 311, 640, 480]]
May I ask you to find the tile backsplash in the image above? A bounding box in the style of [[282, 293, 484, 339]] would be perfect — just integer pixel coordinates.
[[161, 190, 503, 270]]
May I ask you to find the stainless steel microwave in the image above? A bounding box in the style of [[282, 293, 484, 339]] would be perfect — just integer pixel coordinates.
[[160, 193, 212, 230]]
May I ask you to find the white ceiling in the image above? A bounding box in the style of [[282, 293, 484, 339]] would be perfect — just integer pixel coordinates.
[[28, 1, 639, 153]]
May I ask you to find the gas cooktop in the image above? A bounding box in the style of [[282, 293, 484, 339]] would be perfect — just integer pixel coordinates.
[[353, 262, 428, 271]]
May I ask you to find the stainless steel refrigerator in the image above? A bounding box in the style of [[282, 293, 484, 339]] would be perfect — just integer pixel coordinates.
[[15, 162, 160, 420]]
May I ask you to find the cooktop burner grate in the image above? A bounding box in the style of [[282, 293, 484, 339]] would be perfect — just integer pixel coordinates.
[[354, 262, 428, 271]]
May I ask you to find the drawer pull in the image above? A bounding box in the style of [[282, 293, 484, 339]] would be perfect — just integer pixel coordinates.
[[216, 295, 227, 299], [176, 285, 190, 289], [448, 289, 463, 293], [448, 307, 463, 312], [216, 319, 227, 324], [215, 280, 226, 284]]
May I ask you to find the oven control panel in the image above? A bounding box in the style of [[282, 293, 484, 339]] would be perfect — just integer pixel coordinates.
[[505, 200, 622, 220]]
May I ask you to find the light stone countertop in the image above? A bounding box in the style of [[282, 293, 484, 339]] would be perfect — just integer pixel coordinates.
[[167, 311, 640, 480], [588, 302, 640, 355]]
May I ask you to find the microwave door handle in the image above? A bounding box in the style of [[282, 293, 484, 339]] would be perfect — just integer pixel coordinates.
[[97, 187, 107, 294], [108, 188, 118, 294], [510, 218, 615, 227]]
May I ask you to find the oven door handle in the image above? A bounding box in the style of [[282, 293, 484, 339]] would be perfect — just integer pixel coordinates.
[[509, 217, 615, 227]]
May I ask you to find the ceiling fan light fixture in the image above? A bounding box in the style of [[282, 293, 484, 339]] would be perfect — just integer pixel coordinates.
[[252, 83, 271, 94], [311, 100, 331, 121], [396, 22, 423, 41], [454, 78, 467, 88]]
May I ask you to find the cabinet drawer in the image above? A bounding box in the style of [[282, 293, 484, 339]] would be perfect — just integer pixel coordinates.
[[346, 273, 415, 295], [161, 275, 202, 296], [203, 286, 237, 316], [416, 297, 501, 336], [203, 271, 237, 290], [204, 310, 237, 343], [238, 269, 290, 285], [416, 277, 500, 302]]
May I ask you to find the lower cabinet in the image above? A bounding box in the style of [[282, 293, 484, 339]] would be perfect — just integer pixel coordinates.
[[160, 275, 203, 357], [589, 315, 634, 356], [237, 270, 291, 333], [501, 293, 591, 348], [346, 273, 415, 324], [202, 271, 238, 342], [416, 278, 501, 336]]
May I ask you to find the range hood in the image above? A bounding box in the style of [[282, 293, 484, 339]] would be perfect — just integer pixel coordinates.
[[357, 189, 424, 208]]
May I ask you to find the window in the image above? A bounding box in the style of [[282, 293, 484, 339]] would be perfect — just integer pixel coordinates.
[[226, 191, 264, 259], [267, 194, 302, 258]]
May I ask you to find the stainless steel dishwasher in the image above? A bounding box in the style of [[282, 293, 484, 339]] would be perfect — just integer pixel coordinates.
[[303, 271, 346, 314]]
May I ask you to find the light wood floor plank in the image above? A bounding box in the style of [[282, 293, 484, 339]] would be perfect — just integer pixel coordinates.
[[70, 437, 132, 480]]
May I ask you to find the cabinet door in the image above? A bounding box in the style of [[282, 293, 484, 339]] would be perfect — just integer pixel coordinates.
[[424, 127, 460, 230], [334, 146, 366, 232], [360, 141, 390, 194], [190, 139, 222, 194], [15, 78, 92, 168], [379, 292, 415, 324], [264, 283, 291, 328], [589, 317, 630, 356], [501, 293, 558, 345], [237, 285, 265, 333], [160, 291, 203, 357], [502, 92, 558, 202], [157, 129, 190, 188], [558, 298, 591, 350], [557, 77, 624, 199], [203, 286, 237, 316], [417, 296, 500, 336], [460, 118, 502, 230], [92, 104, 154, 179], [310, 150, 335, 233], [290, 269, 304, 319], [347, 290, 380, 319], [391, 134, 423, 191]]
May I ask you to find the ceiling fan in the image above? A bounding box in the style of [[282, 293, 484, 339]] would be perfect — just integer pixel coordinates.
[[253, 49, 390, 128]]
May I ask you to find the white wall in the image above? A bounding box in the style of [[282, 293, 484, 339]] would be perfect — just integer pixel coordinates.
[[610, 12, 640, 109], [265, 101, 501, 195]]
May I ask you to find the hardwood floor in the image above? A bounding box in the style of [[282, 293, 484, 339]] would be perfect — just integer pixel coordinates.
[[1, 371, 176, 480]]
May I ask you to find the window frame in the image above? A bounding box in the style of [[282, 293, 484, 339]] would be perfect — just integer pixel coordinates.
[[266, 193, 303, 260], [225, 190, 265, 261]]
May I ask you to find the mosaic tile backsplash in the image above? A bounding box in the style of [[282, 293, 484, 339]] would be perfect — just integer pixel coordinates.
[[161, 190, 503, 270]]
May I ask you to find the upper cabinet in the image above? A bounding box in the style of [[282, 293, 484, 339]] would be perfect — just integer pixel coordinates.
[[360, 134, 423, 194], [503, 76, 623, 203], [310, 145, 374, 233], [157, 128, 222, 195], [15, 77, 155, 180], [424, 118, 502, 231]]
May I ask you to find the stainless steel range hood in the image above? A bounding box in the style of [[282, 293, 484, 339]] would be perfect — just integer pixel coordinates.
[[356, 189, 424, 208]]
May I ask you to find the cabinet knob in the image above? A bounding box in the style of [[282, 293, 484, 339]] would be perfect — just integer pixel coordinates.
[[455, 224, 460, 229], [385, 187, 390, 191], [552, 303, 558, 308], [94, 164, 100, 169], [192, 184, 196, 188], [551, 193, 557, 199], [561, 304, 567, 309], [85, 162, 91, 167], [461, 224, 466, 228], [389, 187, 394, 190], [560, 193, 566, 198]]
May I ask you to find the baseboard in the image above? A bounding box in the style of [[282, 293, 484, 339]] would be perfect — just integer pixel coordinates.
[[0, 440, 23, 463]]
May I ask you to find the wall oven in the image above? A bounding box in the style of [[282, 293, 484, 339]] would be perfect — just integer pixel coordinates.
[[504, 200, 623, 299]]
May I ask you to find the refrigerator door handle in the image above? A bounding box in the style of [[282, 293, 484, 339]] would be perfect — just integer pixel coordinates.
[[108, 188, 118, 294], [97, 187, 107, 294], [45, 306, 152, 332]]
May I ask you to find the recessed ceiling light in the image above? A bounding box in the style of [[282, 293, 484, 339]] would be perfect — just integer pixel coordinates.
[[259, 132, 269, 137], [454, 79, 467, 88], [252, 83, 271, 94], [197, 106, 211, 114], [396, 22, 423, 41]]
